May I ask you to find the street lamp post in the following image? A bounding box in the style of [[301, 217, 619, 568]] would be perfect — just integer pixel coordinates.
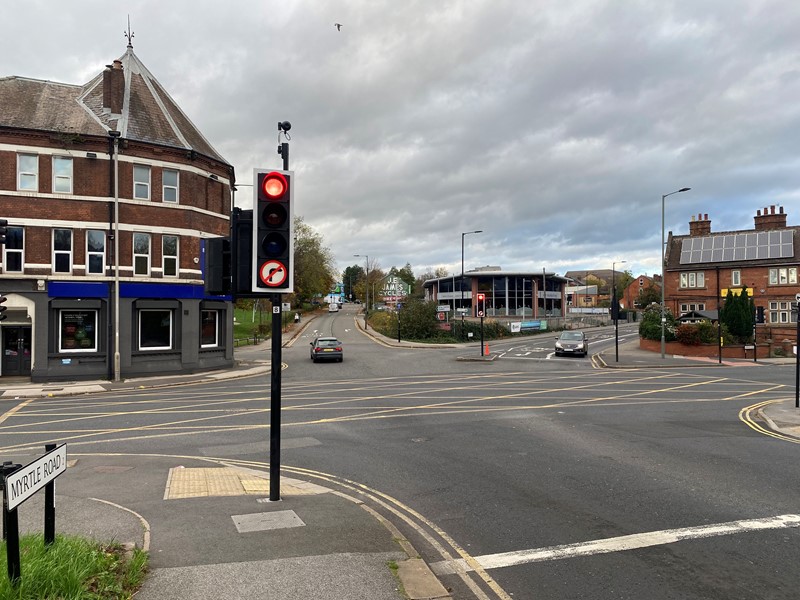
[[661, 187, 691, 358], [354, 254, 369, 331], [461, 230, 482, 340], [612, 260, 627, 363]]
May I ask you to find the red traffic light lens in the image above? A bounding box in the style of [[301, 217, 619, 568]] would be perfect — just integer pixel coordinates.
[[477, 294, 485, 301], [261, 172, 287, 199]]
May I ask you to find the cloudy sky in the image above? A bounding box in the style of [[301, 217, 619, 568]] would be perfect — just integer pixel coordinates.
[[3, 0, 799, 280]]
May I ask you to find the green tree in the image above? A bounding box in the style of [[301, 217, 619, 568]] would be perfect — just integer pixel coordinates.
[[342, 264, 364, 301], [720, 287, 754, 343], [636, 283, 661, 308], [293, 217, 335, 304], [639, 303, 677, 341], [398, 298, 439, 339], [396, 263, 416, 290]]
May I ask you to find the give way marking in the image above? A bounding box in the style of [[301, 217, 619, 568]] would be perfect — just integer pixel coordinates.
[[431, 514, 800, 575]]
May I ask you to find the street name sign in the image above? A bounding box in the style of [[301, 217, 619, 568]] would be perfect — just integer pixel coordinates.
[[4, 444, 67, 510]]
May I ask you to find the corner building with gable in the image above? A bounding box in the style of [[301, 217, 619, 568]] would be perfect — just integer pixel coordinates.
[[0, 44, 233, 382]]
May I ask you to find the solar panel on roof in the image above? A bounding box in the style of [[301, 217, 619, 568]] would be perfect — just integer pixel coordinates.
[[679, 230, 794, 264]]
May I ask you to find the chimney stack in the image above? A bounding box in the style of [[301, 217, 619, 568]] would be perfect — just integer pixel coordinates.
[[754, 205, 787, 231], [688, 213, 712, 237], [102, 59, 125, 114]]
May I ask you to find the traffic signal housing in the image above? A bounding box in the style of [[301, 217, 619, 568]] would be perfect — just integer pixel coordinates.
[[252, 169, 293, 293], [476, 293, 486, 318], [0, 218, 7, 247]]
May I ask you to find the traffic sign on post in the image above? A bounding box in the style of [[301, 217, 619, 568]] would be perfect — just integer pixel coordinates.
[[252, 169, 293, 294]]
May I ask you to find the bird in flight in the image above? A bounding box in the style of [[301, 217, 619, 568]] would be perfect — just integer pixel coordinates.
[[334, 23, 343, 31]]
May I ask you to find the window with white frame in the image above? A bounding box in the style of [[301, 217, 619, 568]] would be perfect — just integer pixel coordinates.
[[162, 235, 178, 277], [133, 165, 151, 200], [53, 228, 72, 273], [139, 309, 172, 350], [680, 272, 705, 288], [133, 233, 151, 276], [3, 226, 23, 272], [731, 270, 741, 287], [769, 301, 797, 324], [200, 310, 219, 347], [769, 267, 797, 285], [680, 303, 706, 313], [162, 169, 179, 203], [17, 154, 38, 191], [52, 156, 73, 193], [86, 230, 106, 275], [59, 310, 97, 352]]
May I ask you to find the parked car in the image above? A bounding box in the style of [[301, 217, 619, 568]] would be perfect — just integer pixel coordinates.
[[310, 337, 343, 362], [554, 331, 588, 357]]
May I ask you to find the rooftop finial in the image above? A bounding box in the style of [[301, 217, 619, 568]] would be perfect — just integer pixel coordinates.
[[124, 15, 135, 48]]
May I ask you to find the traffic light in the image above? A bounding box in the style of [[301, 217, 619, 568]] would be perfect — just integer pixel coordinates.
[[0, 218, 7, 247], [204, 237, 231, 296], [476, 293, 486, 318], [252, 169, 293, 293], [0, 295, 7, 321]]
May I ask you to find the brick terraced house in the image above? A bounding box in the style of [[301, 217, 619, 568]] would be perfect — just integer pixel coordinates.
[[664, 206, 800, 349], [0, 43, 233, 382]]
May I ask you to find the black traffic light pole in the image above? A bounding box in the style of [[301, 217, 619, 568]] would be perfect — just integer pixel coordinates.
[[268, 121, 291, 502], [269, 294, 282, 501]]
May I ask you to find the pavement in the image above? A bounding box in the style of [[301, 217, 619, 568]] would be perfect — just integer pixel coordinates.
[[2, 313, 799, 599]]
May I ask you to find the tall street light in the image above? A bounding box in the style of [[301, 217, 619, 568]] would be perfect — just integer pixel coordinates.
[[612, 260, 627, 363], [461, 230, 482, 339], [661, 187, 691, 358], [354, 254, 369, 331]]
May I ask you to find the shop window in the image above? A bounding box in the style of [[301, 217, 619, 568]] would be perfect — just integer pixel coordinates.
[[162, 235, 178, 277], [53, 228, 73, 273], [201, 310, 219, 347], [17, 154, 38, 191], [133, 233, 151, 276], [134, 165, 151, 200], [163, 169, 179, 203], [139, 309, 172, 350], [53, 156, 73, 193], [59, 310, 97, 352], [3, 226, 23, 272], [87, 230, 106, 275]]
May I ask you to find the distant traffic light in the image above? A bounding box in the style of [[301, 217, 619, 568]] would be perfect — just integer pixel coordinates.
[[476, 293, 486, 318], [0, 295, 7, 321], [0, 218, 7, 247], [252, 170, 293, 293]]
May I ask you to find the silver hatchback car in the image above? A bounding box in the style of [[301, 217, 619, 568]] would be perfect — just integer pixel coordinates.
[[554, 331, 588, 357]]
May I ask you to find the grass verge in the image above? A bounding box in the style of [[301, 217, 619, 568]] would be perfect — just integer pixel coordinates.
[[0, 534, 148, 599]]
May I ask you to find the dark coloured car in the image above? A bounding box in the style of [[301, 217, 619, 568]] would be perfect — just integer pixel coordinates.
[[554, 331, 588, 357], [310, 337, 343, 363]]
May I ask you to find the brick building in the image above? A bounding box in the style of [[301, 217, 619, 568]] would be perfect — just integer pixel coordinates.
[[664, 205, 799, 345], [622, 274, 660, 310], [0, 43, 234, 382]]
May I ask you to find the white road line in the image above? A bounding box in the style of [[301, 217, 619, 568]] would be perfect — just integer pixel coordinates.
[[430, 514, 800, 575]]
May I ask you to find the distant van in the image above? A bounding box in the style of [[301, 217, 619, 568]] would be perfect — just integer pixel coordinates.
[[328, 303, 339, 313]]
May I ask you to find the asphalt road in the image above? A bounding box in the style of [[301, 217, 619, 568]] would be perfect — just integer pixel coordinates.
[[2, 304, 799, 599]]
